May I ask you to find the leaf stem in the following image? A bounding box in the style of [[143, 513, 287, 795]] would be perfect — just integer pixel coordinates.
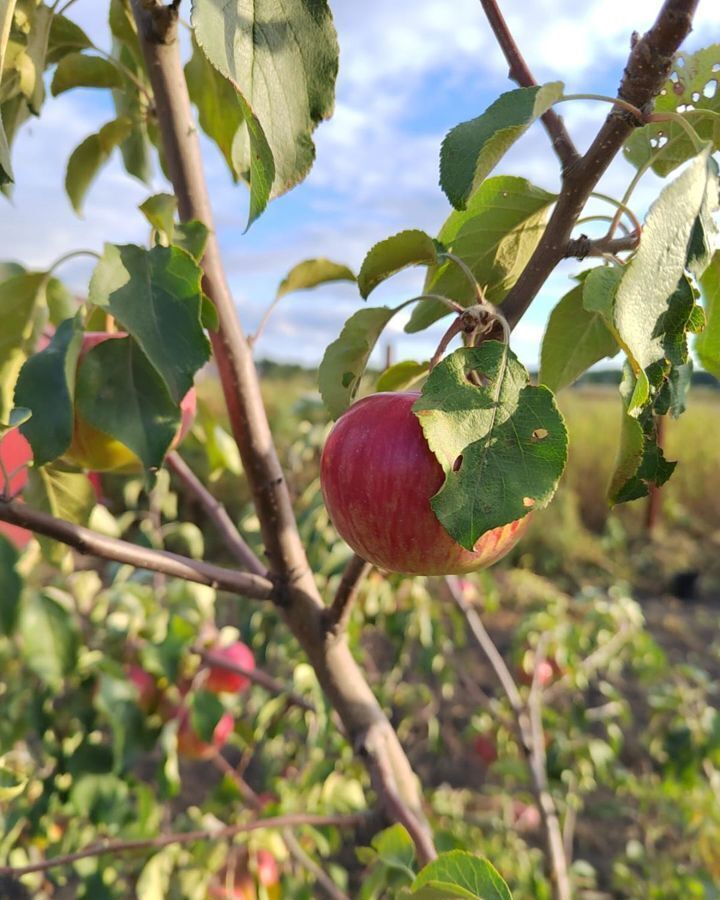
[[47, 248, 101, 276], [589, 192, 642, 237], [557, 92, 644, 122], [439, 252, 485, 302]]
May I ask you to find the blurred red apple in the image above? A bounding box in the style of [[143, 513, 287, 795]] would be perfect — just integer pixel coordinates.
[[208, 872, 256, 900], [176, 708, 234, 760], [518, 656, 562, 687], [62, 332, 196, 473], [204, 641, 255, 694], [0, 429, 32, 548], [473, 734, 498, 766], [320, 392, 528, 575], [127, 665, 159, 713]]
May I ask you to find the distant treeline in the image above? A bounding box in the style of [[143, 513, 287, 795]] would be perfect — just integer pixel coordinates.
[[256, 358, 719, 389]]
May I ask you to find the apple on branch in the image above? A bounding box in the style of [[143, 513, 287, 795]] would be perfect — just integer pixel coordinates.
[[320, 392, 528, 576], [203, 641, 255, 694]]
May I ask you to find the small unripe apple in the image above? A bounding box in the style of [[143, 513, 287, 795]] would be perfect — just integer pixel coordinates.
[[204, 641, 255, 694], [0, 428, 32, 548], [320, 392, 528, 575], [63, 332, 196, 473], [176, 709, 234, 760]]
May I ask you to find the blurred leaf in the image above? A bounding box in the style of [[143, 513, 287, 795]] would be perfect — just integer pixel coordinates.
[[371, 825, 416, 877], [70, 774, 130, 825], [109, 0, 139, 57], [15, 316, 84, 465], [696, 250, 720, 376], [377, 360, 429, 393], [277, 258, 356, 300], [412, 851, 512, 899], [0, 1, 14, 184], [46, 14, 92, 65], [407, 177, 555, 332], [46, 275, 77, 325], [358, 230, 438, 298], [65, 116, 134, 214], [539, 277, 619, 392], [19, 591, 79, 684], [51, 52, 123, 95], [0, 766, 27, 801], [0, 533, 21, 634], [0, 271, 47, 421], [191, 0, 337, 198], [174, 221, 209, 263], [23, 3, 53, 114], [440, 83, 563, 209], [190, 690, 225, 743], [89, 243, 210, 402], [141, 614, 195, 680], [25, 464, 95, 562], [319, 302, 414, 418], [139, 192, 177, 242], [414, 344, 567, 549], [136, 845, 179, 900], [75, 336, 181, 470], [614, 148, 718, 412], [112, 38, 152, 184], [0, 406, 31, 435]]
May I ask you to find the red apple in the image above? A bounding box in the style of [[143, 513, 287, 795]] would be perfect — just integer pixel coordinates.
[[473, 734, 498, 766], [518, 656, 562, 687], [127, 665, 159, 713], [204, 641, 255, 694], [0, 429, 32, 548], [62, 332, 196, 473], [208, 872, 256, 900], [255, 850, 279, 890], [320, 392, 529, 575], [176, 709, 234, 760]]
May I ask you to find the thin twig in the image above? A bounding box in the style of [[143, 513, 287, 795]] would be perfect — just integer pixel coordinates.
[[477, 0, 580, 172], [565, 232, 639, 259], [0, 497, 274, 601], [325, 554, 371, 635], [166, 452, 267, 576], [445, 577, 571, 900], [194, 645, 315, 712], [0, 813, 367, 878]]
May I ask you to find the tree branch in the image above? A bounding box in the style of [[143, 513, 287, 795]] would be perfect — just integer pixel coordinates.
[[130, 0, 435, 854], [497, 0, 699, 332], [0, 813, 367, 878], [194, 645, 315, 713], [477, 0, 580, 172], [0, 498, 274, 601], [445, 577, 570, 900], [325, 554, 371, 635], [565, 232, 639, 259], [166, 452, 267, 577]]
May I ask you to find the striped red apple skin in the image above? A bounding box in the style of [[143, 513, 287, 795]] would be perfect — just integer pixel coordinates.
[[320, 392, 528, 576]]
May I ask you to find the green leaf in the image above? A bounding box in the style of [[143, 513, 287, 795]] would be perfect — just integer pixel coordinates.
[[75, 336, 181, 470], [358, 230, 439, 299], [22, 3, 53, 115], [19, 591, 79, 685], [696, 250, 720, 377], [89, 243, 210, 403], [139, 193, 177, 242], [233, 91, 275, 229], [46, 14, 92, 65], [15, 316, 84, 466], [277, 258, 356, 300], [190, 690, 226, 743], [377, 360, 430, 393], [609, 366, 676, 504], [136, 845, 179, 900], [407, 177, 555, 332], [112, 39, 152, 184], [0, 110, 12, 185], [319, 303, 414, 419], [0, 766, 27, 801], [655, 361, 693, 419], [0, 0, 14, 182], [191, 0, 337, 198], [0, 406, 31, 436], [51, 52, 123, 95], [185, 37, 244, 180], [65, 116, 134, 214], [25, 465, 95, 563], [109, 0, 140, 57], [539, 276, 619, 392], [414, 344, 568, 550], [440, 83, 564, 209], [0, 271, 48, 421], [411, 851, 512, 899], [613, 148, 718, 412], [371, 825, 416, 878], [0, 534, 22, 635], [173, 221, 209, 263], [140, 614, 196, 681]]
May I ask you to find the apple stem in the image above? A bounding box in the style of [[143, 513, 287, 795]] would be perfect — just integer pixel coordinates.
[[439, 252, 487, 304]]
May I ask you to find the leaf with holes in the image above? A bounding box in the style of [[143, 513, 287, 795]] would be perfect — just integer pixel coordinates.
[[613, 147, 718, 413], [696, 250, 720, 377], [89, 243, 210, 403], [407, 177, 555, 332], [440, 83, 563, 209], [414, 344, 567, 550], [358, 230, 439, 299], [539, 277, 619, 392]]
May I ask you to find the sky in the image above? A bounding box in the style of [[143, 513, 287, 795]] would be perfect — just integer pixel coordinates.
[[2, 0, 719, 370]]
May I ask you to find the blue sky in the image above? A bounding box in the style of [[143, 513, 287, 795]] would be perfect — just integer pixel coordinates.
[[2, 0, 719, 368]]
